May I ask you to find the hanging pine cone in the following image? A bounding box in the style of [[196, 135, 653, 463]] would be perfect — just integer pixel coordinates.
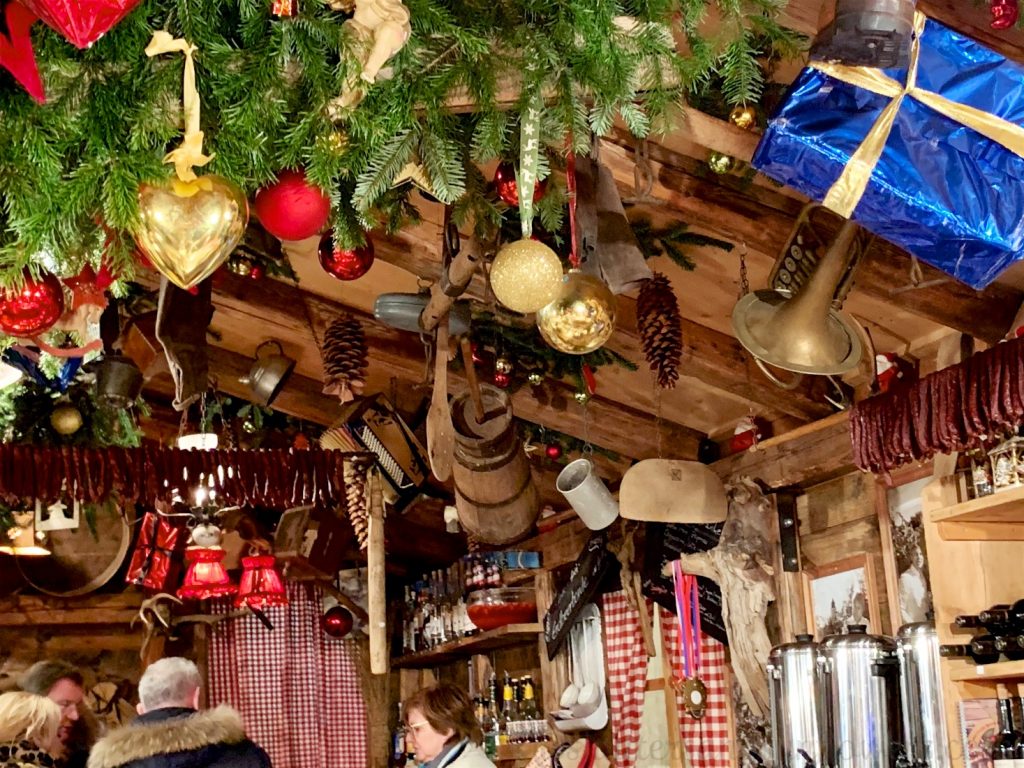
[[321, 314, 368, 402], [343, 457, 372, 550], [636, 272, 682, 389]]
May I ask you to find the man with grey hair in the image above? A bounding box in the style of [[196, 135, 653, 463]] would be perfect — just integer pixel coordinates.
[[87, 657, 271, 768]]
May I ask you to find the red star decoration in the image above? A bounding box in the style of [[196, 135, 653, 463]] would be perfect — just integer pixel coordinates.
[[0, 1, 45, 103], [19, 0, 140, 49]]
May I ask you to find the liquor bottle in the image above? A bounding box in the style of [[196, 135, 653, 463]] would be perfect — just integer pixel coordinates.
[[481, 696, 498, 759], [993, 698, 1019, 767], [390, 703, 407, 768], [413, 581, 427, 652], [439, 570, 453, 644], [521, 675, 541, 742], [498, 672, 514, 746], [939, 642, 1000, 665], [982, 601, 1024, 631]]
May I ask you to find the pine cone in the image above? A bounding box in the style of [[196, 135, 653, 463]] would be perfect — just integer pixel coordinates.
[[321, 314, 368, 402], [636, 273, 682, 389], [344, 458, 371, 550]]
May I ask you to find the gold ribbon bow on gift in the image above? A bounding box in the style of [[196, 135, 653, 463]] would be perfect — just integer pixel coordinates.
[[144, 31, 215, 186], [813, 11, 1024, 217]]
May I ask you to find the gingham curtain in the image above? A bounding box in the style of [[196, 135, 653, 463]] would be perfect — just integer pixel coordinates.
[[208, 582, 368, 768], [602, 590, 731, 768]]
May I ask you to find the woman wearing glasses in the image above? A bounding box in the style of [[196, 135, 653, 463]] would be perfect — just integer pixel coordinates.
[[402, 685, 494, 768]]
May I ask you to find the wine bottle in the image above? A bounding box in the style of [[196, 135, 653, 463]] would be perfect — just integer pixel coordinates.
[[939, 642, 1000, 665], [982, 600, 1024, 631], [956, 606, 1012, 631], [1012, 697, 1024, 768], [994, 636, 1024, 661], [993, 698, 1019, 767]]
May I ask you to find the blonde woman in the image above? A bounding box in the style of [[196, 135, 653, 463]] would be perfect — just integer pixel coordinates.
[[0, 691, 63, 767]]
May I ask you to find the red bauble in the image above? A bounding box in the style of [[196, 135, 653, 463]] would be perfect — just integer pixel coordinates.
[[253, 169, 331, 242], [20, 0, 140, 49], [0, 2, 45, 104], [991, 0, 1019, 28], [493, 371, 511, 388], [318, 231, 375, 281], [493, 162, 548, 207], [545, 444, 563, 460], [0, 270, 65, 337], [322, 605, 353, 638], [249, 263, 265, 280]]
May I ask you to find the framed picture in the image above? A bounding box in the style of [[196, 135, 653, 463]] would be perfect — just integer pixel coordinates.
[[875, 465, 934, 630], [802, 553, 881, 639]]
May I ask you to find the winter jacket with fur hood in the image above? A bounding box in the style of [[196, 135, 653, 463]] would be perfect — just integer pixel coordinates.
[[86, 706, 271, 768]]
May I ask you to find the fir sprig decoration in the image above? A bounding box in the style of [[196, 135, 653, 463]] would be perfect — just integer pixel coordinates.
[[631, 217, 735, 271], [0, 0, 798, 271]]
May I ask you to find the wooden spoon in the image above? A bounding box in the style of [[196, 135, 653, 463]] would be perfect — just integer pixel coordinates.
[[426, 316, 455, 481]]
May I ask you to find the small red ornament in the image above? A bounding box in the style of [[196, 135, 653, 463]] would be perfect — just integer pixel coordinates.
[[322, 605, 353, 638], [19, 0, 139, 48], [249, 263, 265, 280], [471, 342, 484, 365], [0, 270, 65, 337], [271, 0, 297, 16], [545, 444, 563, 460], [493, 371, 511, 388], [991, 0, 1019, 28], [318, 231, 375, 281], [253, 169, 331, 241], [0, 1, 45, 104], [493, 161, 547, 207]]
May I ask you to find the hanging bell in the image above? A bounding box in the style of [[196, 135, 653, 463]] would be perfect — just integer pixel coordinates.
[[95, 354, 143, 409]]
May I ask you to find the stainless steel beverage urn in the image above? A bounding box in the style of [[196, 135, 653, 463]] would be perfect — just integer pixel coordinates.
[[768, 634, 826, 768], [897, 622, 951, 768], [819, 625, 902, 768]]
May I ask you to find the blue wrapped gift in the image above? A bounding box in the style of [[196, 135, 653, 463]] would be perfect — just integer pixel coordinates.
[[751, 12, 1024, 289]]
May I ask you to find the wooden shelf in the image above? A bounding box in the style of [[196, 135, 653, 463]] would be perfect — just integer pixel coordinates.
[[392, 624, 542, 668], [947, 658, 1024, 682], [502, 569, 541, 586], [929, 485, 1024, 524]]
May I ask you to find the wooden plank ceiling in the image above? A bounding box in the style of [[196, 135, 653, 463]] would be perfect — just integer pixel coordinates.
[[138, 0, 1024, 488]]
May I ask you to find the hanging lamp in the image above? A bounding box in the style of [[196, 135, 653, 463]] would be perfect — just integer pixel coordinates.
[[235, 553, 288, 608], [177, 547, 236, 600]]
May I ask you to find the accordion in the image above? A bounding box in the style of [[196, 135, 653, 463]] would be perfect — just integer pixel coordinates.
[[320, 394, 428, 508]]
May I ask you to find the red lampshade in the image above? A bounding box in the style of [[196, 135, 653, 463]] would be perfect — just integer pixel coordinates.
[[177, 547, 237, 600], [235, 554, 288, 608]]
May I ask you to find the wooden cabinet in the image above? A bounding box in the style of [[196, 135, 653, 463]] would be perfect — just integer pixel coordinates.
[[921, 479, 1024, 767]]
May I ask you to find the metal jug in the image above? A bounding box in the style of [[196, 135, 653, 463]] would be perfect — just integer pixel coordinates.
[[240, 340, 295, 406], [95, 354, 143, 409], [897, 622, 951, 768], [768, 634, 826, 768]]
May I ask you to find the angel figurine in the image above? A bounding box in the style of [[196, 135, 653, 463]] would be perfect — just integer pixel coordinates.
[[333, 0, 411, 111]]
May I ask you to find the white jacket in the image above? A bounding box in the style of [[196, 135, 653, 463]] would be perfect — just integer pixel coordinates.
[[445, 743, 496, 768]]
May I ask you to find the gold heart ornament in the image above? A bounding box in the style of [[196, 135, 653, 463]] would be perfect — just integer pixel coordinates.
[[135, 175, 249, 290]]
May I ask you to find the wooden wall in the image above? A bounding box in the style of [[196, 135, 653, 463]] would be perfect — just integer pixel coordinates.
[[796, 471, 895, 636]]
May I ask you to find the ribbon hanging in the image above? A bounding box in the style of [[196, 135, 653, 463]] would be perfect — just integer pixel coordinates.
[[518, 90, 544, 239], [145, 31, 214, 183], [672, 560, 701, 681], [566, 134, 581, 269], [812, 11, 1024, 217]]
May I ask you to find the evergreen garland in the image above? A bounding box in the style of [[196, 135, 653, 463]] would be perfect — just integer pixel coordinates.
[[0, 0, 797, 281]]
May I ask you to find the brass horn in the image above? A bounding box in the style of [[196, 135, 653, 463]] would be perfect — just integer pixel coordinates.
[[732, 219, 864, 376]]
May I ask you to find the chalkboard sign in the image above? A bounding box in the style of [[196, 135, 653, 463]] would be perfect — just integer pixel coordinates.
[[543, 530, 619, 659], [641, 522, 728, 645]]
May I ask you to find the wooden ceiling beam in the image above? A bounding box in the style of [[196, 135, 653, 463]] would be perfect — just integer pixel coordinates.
[[600, 137, 1023, 344]]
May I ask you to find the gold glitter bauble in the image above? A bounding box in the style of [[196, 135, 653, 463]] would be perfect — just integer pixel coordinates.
[[707, 152, 737, 175], [574, 391, 590, 404], [490, 239, 564, 314], [527, 372, 544, 386], [227, 256, 254, 277], [729, 105, 758, 131], [50, 404, 83, 435], [536, 270, 616, 355]]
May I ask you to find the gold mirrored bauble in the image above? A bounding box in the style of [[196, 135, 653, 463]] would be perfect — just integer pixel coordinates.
[[489, 238, 564, 314], [135, 175, 249, 290], [729, 105, 758, 131], [536, 270, 617, 355], [50, 404, 83, 435], [707, 152, 737, 175]]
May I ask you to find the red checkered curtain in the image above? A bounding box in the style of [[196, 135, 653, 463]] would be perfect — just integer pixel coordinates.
[[602, 591, 648, 768], [660, 608, 731, 768], [208, 582, 368, 768]]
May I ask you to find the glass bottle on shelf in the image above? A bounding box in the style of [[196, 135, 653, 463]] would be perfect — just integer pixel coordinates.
[[939, 642, 1000, 665], [481, 695, 497, 759], [498, 672, 514, 745], [993, 698, 1020, 767], [981, 600, 1024, 632], [521, 674, 540, 741], [390, 702, 407, 768], [994, 636, 1024, 661]]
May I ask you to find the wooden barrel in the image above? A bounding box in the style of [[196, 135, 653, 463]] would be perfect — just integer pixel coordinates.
[[17, 502, 133, 597], [451, 384, 539, 545]]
